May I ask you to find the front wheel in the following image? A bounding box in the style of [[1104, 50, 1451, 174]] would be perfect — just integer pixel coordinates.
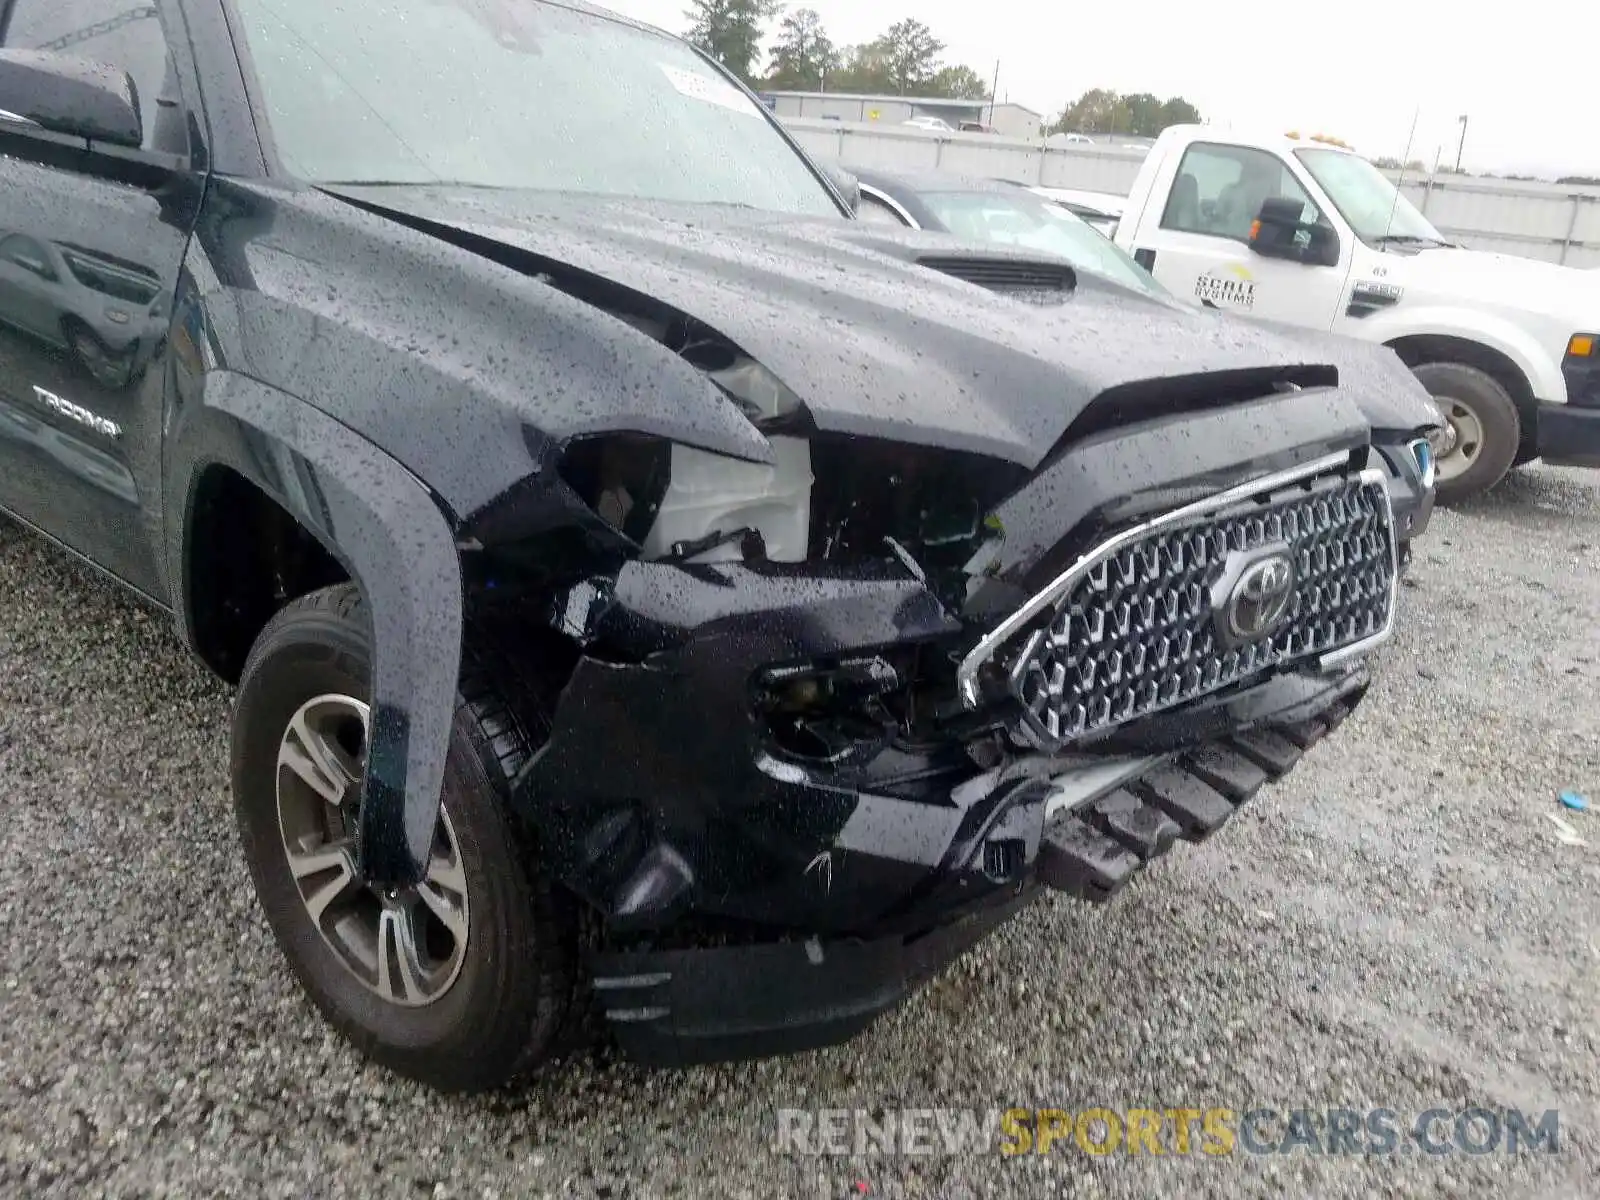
[[1411, 361, 1521, 504], [230, 585, 574, 1092]]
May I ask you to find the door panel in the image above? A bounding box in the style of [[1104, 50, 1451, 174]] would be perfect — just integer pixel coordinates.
[[1145, 229, 1348, 329], [1133, 140, 1352, 331], [0, 0, 202, 599]]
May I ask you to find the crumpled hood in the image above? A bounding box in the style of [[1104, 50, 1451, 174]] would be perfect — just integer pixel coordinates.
[[1397, 246, 1600, 320], [328, 187, 1378, 468]]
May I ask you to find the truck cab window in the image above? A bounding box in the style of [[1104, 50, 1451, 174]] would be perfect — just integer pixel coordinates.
[[1161, 143, 1319, 242], [2, 0, 179, 152]]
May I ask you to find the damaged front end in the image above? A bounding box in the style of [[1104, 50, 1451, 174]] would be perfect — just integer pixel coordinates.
[[444, 355, 1397, 1065]]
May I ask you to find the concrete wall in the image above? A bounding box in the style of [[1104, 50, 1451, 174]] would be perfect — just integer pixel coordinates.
[[783, 117, 1600, 268], [768, 96, 1043, 139], [773, 95, 920, 126]]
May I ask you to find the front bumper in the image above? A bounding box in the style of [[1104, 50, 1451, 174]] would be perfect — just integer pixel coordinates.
[[515, 533, 1383, 1064], [588, 674, 1367, 1066], [503, 395, 1391, 1066], [1374, 436, 1436, 556], [1536, 400, 1600, 469]]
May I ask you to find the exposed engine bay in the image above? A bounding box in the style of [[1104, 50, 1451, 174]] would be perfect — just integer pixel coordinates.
[[552, 307, 1025, 612]]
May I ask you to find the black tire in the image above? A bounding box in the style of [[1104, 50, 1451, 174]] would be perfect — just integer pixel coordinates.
[[231, 584, 574, 1092], [1410, 361, 1521, 504]]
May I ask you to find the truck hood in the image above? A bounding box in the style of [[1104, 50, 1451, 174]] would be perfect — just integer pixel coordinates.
[[1393, 246, 1600, 320], [1246, 316, 1444, 433], [327, 186, 1369, 469]]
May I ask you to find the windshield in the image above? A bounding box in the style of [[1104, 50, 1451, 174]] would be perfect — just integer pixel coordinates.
[[230, 0, 840, 215], [919, 190, 1165, 297], [1294, 148, 1444, 244]]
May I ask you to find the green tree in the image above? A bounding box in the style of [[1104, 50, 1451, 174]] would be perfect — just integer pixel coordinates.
[[1051, 89, 1201, 136], [765, 8, 838, 91], [930, 64, 989, 101], [1121, 92, 1165, 135], [829, 41, 894, 93], [1052, 88, 1126, 134], [808, 20, 991, 102], [684, 0, 781, 84], [875, 18, 944, 94], [1156, 96, 1201, 130], [1374, 156, 1427, 172]]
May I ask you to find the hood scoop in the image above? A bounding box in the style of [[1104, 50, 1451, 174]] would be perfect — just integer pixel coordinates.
[[916, 255, 1076, 304]]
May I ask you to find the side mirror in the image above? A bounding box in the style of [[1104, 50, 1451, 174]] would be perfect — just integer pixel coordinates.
[[820, 163, 861, 215], [1249, 195, 1338, 267], [0, 49, 142, 148]]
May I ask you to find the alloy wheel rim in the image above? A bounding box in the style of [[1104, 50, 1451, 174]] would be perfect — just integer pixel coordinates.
[[274, 693, 469, 1007]]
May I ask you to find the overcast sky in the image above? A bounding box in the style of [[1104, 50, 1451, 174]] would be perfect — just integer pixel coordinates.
[[597, 1, 1596, 179]]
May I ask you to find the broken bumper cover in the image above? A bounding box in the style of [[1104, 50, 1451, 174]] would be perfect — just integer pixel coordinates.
[[1375, 437, 1436, 552], [515, 555, 1382, 939], [512, 442, 1397, 1066], [587, 678, 1367, 1067]]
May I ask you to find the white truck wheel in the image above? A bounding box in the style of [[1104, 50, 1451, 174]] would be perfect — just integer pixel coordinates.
[[1410, 362, 1521, 504]]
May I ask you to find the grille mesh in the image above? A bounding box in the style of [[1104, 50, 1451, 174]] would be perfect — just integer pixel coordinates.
[[1007, 475, 1395, 748]]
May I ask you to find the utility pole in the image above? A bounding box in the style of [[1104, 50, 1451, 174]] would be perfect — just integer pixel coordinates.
[[987, 60, 1000, 128], [1454, 114, 1469, 173]]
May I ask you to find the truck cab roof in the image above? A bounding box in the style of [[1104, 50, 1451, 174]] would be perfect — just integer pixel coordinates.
[[1152, 124, 1364, 157]]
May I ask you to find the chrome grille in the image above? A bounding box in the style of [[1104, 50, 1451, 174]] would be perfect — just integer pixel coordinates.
[[960, 458, 1397, 751]]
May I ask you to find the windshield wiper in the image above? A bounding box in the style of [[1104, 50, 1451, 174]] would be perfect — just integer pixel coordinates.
[[1372, 233, 1451, 248]]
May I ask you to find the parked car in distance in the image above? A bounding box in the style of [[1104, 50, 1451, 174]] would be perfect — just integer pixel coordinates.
[[847, 165, 1441, 561], [902, 115, 955, 133], [985, 181, 1125, 238], [1, 0, 1409, 1095], [0, 232, 167, 389], [1026, 185, 1125, 237]]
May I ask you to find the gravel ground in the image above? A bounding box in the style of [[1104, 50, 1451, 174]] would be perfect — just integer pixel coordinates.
[[0, 465, 1597, 1200]]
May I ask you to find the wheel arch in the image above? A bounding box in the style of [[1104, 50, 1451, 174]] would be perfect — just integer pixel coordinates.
[[182, 462, 351, 684], [1384, 332, 1539, 458], [168, 371, 464, 886]]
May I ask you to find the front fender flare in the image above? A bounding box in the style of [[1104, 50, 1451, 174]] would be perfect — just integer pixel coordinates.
[[180, 372, 461, 885]]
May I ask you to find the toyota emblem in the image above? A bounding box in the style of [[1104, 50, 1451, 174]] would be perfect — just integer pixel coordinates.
[[1226, 552, 1296, 640]]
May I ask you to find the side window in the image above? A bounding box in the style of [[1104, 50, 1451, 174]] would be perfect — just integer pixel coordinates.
[[2, 1, 181, 152], [1160, 143, 1318, 243]]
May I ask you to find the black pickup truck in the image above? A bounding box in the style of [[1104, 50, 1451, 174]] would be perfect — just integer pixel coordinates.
[[0, 0, 1433, 1092]]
